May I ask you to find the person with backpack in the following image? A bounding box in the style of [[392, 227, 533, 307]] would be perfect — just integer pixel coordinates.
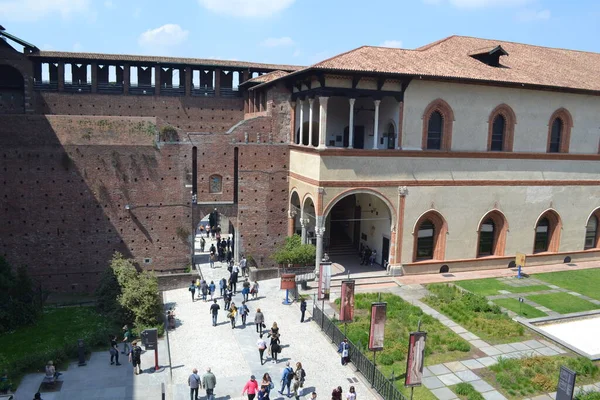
[[278, 361, 294, 397], [129, 341, 143, 375], [338, 338, 350, 365], [210, 299, 220, 327], [189, 280, 196, 302], [228, 302, 238, 329], [201, 280, 208, 302], [240, 301, 249, 326], [256, 334, 267, 365], [188, 368, 200, 400], [242, 279, 251, 302]]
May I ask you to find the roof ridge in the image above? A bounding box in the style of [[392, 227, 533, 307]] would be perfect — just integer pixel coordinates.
[[311, 46, 369, 67], [415, 35, 458, 51], [438, 35, 600, 55]]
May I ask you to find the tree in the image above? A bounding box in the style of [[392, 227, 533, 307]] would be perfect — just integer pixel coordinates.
[[0, 257, 40, 333], [271, 234, 316, 267], [96, 252, 162, 330]]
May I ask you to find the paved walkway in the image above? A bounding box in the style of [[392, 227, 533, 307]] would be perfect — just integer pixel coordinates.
[[163, 234, 379, 399]]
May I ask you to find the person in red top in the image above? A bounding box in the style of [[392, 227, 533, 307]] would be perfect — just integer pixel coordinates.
[[242, 375, 259, 399]]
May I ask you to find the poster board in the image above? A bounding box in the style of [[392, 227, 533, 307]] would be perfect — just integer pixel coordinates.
[[339, 280, 356, 322], [317, 262, 331, 300], [405, 331, 427, 387], [368, 302, 387, 351]]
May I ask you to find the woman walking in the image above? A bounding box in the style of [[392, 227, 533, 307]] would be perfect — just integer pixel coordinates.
[[209, 280, 216, 301], [331, 386, 343, 400], [254, 308, 265, 334], [295, 362, 306, 396], [268, 333, 281, 363], [256, 334, 267, 365], [346, 386, 356, 400], [109, 335, 121, 365], [261, 372, 274, 393], [251, 280, 259, 299], [229, 302, 238, 329]]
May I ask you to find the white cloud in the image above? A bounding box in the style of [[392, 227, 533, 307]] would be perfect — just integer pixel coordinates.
[[138, 24, 189, 51], [0, 0, 91, 21], [198, 0, 295, 17], [423, 0, 532, 8], [516, 8, 551, 21], [260, 36, 294, 47], [380, 40, 403, 48]]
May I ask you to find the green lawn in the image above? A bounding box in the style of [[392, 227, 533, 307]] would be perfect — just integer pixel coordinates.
[[534, 269, 600, 300], [482, 355, 599, 399], [493, 298, 547, 318], [424, 284, 536, 344], [0, 307, 117, 384], [337, 293, 472, 400], [527, 293, 600, 314], [455, 278, 549, 297]]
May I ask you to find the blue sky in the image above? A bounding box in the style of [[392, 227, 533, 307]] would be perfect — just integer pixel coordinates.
[[1, 0, 599, 67]]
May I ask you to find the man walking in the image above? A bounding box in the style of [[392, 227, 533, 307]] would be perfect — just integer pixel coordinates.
[[202, 367, 217, 400], [256, 334, 267, 365], [210, 299, 220, 327], [189, 281, 197, 302], [242, 375, 259, 400], [240, 301, 249, 326], [240, 255, 248, 277], [242, 279, 251, 302], [219, 277, 227, 297], [300, 298, 307, 323], [188, 368, 200, 400], [121, 325, 132, 355], [224, 288, 232, 311], [278, 361, 294, 397], [230, 269, 239, 294]]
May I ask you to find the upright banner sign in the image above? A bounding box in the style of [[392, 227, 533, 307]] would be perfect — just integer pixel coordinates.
[[317, 262, 332, 300], [368, 302, 387, 351], [556, 366, 577, 400], [339, 280, 356, 322], [405, 331, 428, 387], [515, 252, 527, 268]]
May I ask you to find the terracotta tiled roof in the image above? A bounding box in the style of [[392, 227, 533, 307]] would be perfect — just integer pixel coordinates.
[[309, 35, 600, 93], [245, 70, 289, 84], [29, 51, 303, 71]]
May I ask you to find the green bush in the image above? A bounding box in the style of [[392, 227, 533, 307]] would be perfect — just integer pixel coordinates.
[[575, 390, 600, 400], [271, 234, 316, 266], [454, 382, 485, 400], [159, 125, 179, 142]]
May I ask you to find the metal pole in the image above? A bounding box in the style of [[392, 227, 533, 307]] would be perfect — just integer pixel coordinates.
[[417, 318, 422, 332], [344, 322, 347, 339], [154, 346, 159, 371], [321, 298, 325, 329], [410, 386, 414, 400], [372, 350, 376, 388]]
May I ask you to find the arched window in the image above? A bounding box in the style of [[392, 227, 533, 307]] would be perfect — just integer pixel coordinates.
[[534, 218, 550, 253], [427, 112, 443, 150], [416, 220, 435, 260], [487, 104, 516, 152], [412, 210, 448, 262], [585, 215, 599, 250], [422, 99, 454, 151], [490, 115, 505, 151], [478, 219, 496, 256], [547, 108, 573, 153], [548, 118, 562, 153]]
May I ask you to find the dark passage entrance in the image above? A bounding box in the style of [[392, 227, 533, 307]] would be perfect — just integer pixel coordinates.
[[381, 236, 389, 268]]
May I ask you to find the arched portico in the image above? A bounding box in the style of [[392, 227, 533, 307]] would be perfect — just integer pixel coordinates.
[[301, 194, 317, 245], [321, 188, 396, 271], [288, 190, 301, 237]]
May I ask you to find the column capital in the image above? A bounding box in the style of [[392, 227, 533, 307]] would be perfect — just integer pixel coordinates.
[[398, 186, 409, 197], [317, 187, 325, 194], [348, 98, 356, 106], [298, 98, 304, 105], [318, 96, 329, 105], [316, 226, 326, 237], [288, 209, 297, 218], [374, 99, 381, 106], [308, 98, 315, 105]]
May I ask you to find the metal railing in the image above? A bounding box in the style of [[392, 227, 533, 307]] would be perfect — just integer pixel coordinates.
[[191, 87, 215, 97], [64, 81, 92, 93], [33, 80, 58, 91], [312, 302, 408, 400], [97, 82, 123, 94], [129, 84, 155, 95], [220, 87, 241, 98], [159, 85, 185, 96]]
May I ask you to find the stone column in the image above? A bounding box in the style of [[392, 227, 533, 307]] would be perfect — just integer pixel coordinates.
[[214, 68, 221, 97], [287, 210, 296, 237], [123, 64, 130, 95], [154, 65, 161, 95], [393, 186, 408, 274], [315, 225, 325, 270], [300, 219, 307, 244], [397, 100, 404, 149], [242, 70, 250, 84], [318, 96, 329, 149], [348, 98, 355, 149], [185, 66, 192, 97], [57, 62, 65, 92], [91, 62, 98, 93], [308, 98, 314, 147], [298, 99, 304, 145], [289, 101, 296, 144], [373, 99, 381, 149]]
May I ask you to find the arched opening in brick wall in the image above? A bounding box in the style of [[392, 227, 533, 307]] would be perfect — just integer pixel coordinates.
[[477, 210, 509, 257], [533, 209, 562, 253], [0, 64, 25, 114], [584, 208, 600, 250], [412, 210, 448, 262], [289, 190, 301, 236]]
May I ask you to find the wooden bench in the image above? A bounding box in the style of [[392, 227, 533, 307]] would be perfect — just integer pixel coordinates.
[[0, 394, 15, 400]]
